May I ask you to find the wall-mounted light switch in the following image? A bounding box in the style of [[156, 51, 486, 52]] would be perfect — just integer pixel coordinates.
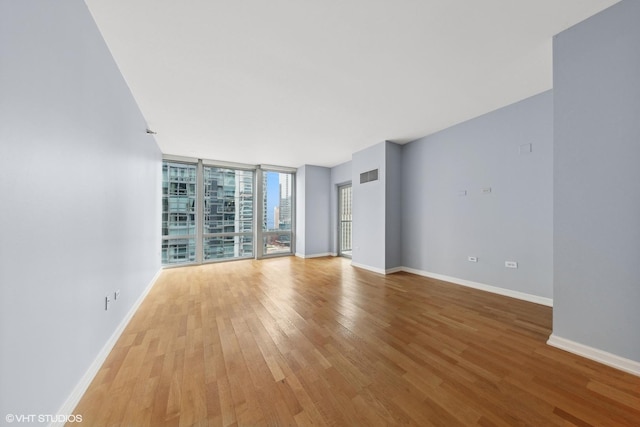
[[115, 290, 121, 300], [505, 261, 518, 269], [481, 187, 492, 194], [105, 295, 111, 310], [468, 256, 478, 262]]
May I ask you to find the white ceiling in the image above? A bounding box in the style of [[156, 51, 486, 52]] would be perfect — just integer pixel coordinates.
[[85, 0, 618, 168]]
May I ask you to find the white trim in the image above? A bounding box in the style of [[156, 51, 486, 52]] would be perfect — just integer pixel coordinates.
[[547, 334, 640, 377], [295, 252, 334, 259], [385, 266, 403, 274], [399, 267, 553, 307], [351, 262, 386, 275], [51, 269, 162, 427]]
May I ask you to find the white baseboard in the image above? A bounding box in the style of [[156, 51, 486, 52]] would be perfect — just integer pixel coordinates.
[[398, 266, 553, 307], [350, 262, 404, 275], [547, 334, 640, 377], [351, 261, 386, 275], [51, 269, 162, 427], [295, 252, 334, 259]]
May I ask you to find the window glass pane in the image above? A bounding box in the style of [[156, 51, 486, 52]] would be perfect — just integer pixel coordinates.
[[162, 162, 197, 240], [162, 238, 196, 264], [263, 171, 293, 232], [204, 235, 253, 260], [203, 167, 254, 235], [202, 166, 255, 261], [263, 232, 291, 255], [339, 185, 352, 257]]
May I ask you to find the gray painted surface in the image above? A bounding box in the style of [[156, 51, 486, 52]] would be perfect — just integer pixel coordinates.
[[385, 142, 402, 269], [0, 0, 162, 419], [401, 91, 553, 298], [295, 166, 307, 255], [553, 0, 640, 361], [352, 142, 387, 270], [296, 165, 331, 256], [330, 161, 352, 255]]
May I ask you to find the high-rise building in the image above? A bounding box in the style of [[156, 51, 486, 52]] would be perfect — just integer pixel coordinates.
[[203, 167, 254, 260], [262, 172, 269, 230], [162, 162, 197, 264], [278, 173, 291, 230]]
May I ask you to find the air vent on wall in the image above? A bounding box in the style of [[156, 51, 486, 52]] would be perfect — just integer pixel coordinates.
[[360, 169, 379, 184]]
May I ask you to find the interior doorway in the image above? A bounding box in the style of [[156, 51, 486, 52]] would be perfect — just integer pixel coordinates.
[[338, 184, 352, 258]]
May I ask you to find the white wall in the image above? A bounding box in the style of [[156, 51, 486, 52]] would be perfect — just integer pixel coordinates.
[[401, 91, 553, 299], [0, 0, 162, 421], [553, 0, 640, 363]]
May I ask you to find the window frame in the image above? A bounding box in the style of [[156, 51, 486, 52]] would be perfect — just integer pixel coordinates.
[[161, 156, 295, 266], [161, 159, 199, 266], [255, 167, 297, 259]]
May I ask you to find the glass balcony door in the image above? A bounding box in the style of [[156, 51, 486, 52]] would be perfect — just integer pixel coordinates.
[[338, 184, 352, 258]]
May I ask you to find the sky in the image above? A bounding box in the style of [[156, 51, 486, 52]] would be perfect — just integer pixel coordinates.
[[265, 172, 279, 229]]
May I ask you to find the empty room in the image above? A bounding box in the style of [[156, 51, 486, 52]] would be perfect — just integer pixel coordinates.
[[1, 0, 640, 426]]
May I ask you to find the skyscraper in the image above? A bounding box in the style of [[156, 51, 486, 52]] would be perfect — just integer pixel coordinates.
[[278, 173, 291, 230]]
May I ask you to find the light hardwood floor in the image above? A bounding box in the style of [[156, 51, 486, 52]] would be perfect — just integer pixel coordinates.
[[72, 257, 640, 426]]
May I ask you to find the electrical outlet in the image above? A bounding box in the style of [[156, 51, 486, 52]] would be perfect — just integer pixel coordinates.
[[105, 295, 111, 310], [468, 256, 478, 262], [505, 261, 518, 269], [114, 289, 121, 300]]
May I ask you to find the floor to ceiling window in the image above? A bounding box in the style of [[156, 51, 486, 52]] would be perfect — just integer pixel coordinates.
[[161, 158, 295, 266], [202, 166, 254, 261], [259, 170, 294, 256], [162, 162, 197, 264]]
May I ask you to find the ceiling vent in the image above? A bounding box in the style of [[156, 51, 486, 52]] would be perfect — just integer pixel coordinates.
[[360, 169, 379, 184]]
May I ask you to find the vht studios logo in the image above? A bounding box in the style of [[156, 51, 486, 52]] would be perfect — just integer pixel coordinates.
[[5, 413, 83, 423]]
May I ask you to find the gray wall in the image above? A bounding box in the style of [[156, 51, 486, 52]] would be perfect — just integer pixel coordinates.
[[352, 142, 387, 270], [401, 91, 553, 298], [385, 142, 402, 270], [351, 141, 405, 272], [295, 166, 306, 255], [553, 0, 640, 362], [0, 0, 162, 420], [329, 161, 352, 255], [296, 165, 331, 257]]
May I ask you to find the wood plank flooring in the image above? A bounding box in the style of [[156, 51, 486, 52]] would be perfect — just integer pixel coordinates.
[[71, 257, 640, 426]]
